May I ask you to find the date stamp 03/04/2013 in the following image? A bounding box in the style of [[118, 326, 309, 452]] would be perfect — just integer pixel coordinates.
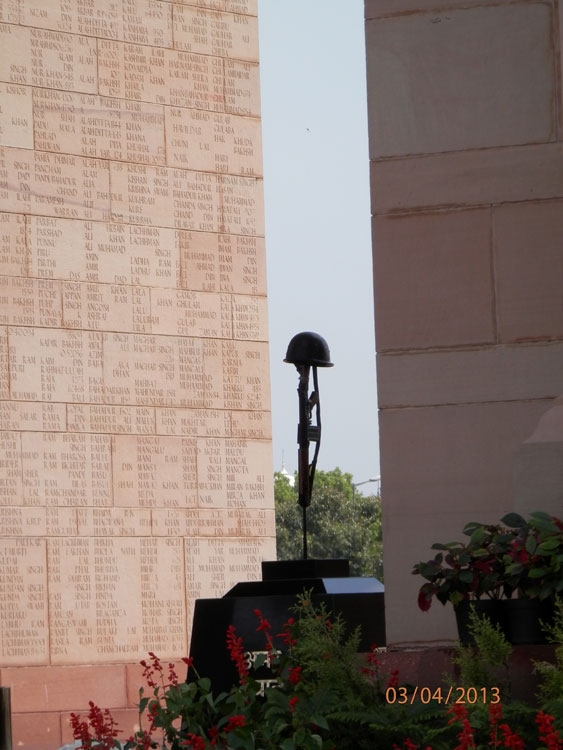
[[385, 686, 500, 706]]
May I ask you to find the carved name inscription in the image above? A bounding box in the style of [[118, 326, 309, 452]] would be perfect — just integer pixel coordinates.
[[172, 7, 259, 62], [113, 435, 198, 508], [0, 213, 27, 276], [48, 536, 186, 663], [0, 84, 33, 149], [21, 0, 173, 47], [0, 147, 110, 221], [28, 217, 180, 287], [166, 108, 262, 176], [185, 535, 274, 626], [0, 276, 62, 328], [0, 24, 97, 93], [8, 327, 104, 403], [179, 231, 266, 295], [34, 89, 166, 164], [0, 538, 49, 665], [22, 432, 112, 508]]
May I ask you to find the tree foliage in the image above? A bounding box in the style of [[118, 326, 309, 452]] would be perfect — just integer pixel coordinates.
[[274, 468, 383, 579]]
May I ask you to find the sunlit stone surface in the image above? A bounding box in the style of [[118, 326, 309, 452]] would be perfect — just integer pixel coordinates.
[[0, 2, 272, 738]]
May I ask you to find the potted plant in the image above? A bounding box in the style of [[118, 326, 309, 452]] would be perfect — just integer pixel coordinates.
[[500, 512, 563, 643], [413, 513, 563, 644], [412, 521, 518, 642]]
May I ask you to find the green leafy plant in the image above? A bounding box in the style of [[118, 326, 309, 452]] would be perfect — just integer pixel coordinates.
[[534, 597, 563, 727], [413, 513, 563, 612], [413, 522, 518, 611], [70, 593, 563, 750], [451, 605, 512, 693], [502, 513, 563, 601]]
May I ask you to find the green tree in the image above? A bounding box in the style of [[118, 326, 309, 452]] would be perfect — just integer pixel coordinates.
[[274, 468, 383, 579]]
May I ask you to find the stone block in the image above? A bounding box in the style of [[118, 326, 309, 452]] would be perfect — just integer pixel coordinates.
[[47, 537, 186, 665], [365, 0, 512, 19], [0, 84, 32, 149], [366, 3, 554, 158], [28, 217, 180, 288], [370, 142, 563, 215], [165, 107, 262, 176], [494, 200, 563, 342], [0, 538, 48, 665], [3, 664, 127, 712], [374, 209, 494, 351], [378, 342, 563, 408], [0, 148, 111, 222], [12, 711, 62, 750], [21, 432, 112, 508], [379, 400, 551, 516], [179, 232, 267, 296], [33, 90, 166, 165]]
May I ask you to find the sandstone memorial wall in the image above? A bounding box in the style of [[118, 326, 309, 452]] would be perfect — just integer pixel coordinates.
[[366, 0, 563, 646], [0, 1, 274, 746]]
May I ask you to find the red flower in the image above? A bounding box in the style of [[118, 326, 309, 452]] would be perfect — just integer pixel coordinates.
[[183, 733, 206, 750], [254, 609, 274, 652], [499, 723, 525, 750], [536, 710, 563, 750], [489, 702, 502, 749], [224, 715, 246, 733], [254, 609, 271, 631], [289, 696, 299, 712], [226, 625, 249, 684], [418, 588, 433, 612], [208, 725, 219, 746], [447, 704, 475, 750], [386, 669, 400, 688], [277, 618, 297, 647], [288, 666, 302, 685]]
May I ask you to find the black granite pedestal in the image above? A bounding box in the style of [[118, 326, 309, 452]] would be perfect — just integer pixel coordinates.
[[188, 559, 385, 693]]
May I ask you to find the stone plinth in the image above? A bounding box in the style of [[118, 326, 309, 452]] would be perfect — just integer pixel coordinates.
[[366, 0, 563, 646], [0, 1, 273, 746]]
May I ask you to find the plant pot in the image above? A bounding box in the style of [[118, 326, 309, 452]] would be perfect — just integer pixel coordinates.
[[455, 600, 509, 645], [455, 598, 554, 645], [504, 598, 554, 645]]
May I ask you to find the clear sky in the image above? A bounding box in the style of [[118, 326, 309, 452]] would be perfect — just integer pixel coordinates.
[[257, 1, 380, 486]]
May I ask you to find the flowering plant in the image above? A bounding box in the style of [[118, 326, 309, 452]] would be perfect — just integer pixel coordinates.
[[501, 512, 563, 601], [413, 513, 563, 611], [413, 521, 518, 611], [70, 592, 563, 749], [69, 593, 402, 750]]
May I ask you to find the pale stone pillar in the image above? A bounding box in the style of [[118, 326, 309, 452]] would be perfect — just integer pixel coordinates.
[[365, 0, 563, 645], [0, 1, 274, 745]]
